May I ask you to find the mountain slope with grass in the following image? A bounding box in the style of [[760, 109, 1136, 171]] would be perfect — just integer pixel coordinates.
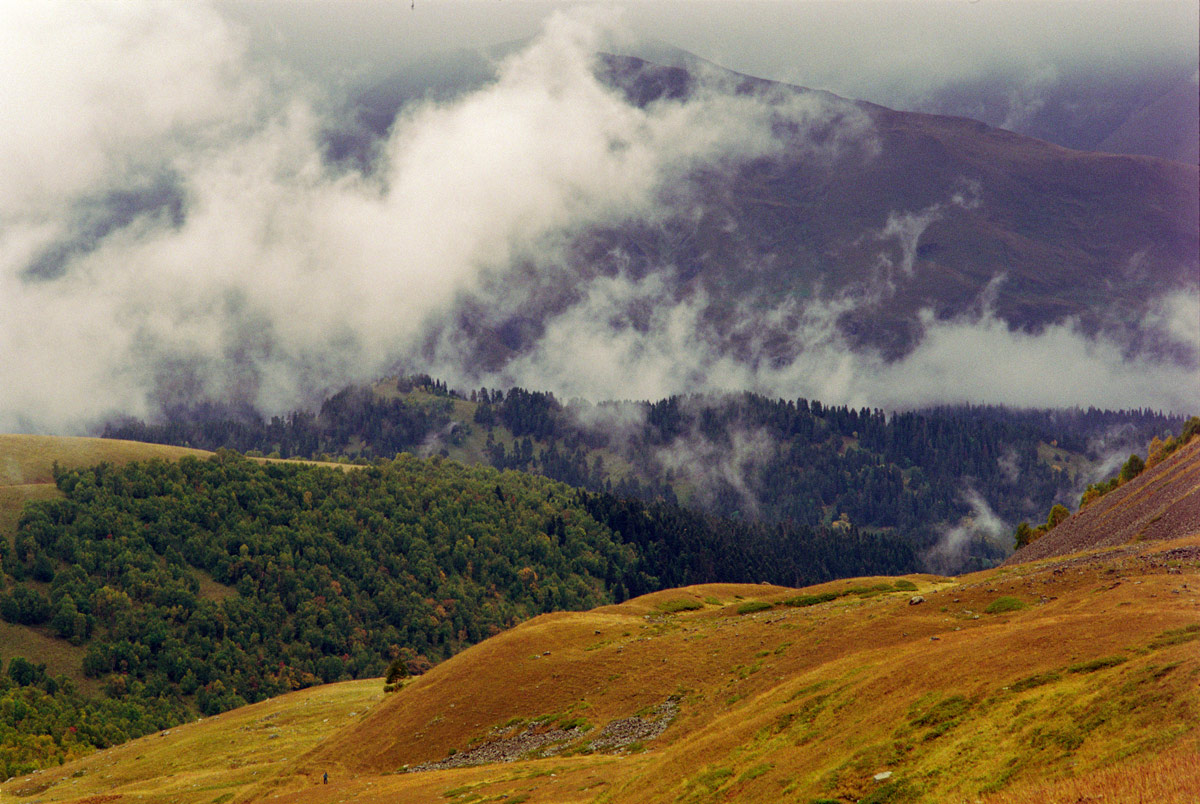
[[6, 523, 1195, 804], [337, 53, 1199, 369], [288, 539, 1200, 804]]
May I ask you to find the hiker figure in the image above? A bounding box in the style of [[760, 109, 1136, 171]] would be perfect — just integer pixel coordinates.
[[323, 771, 328, 784]]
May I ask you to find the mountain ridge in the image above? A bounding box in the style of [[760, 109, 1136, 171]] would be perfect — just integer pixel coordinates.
[[397, 51, 1198, 383]]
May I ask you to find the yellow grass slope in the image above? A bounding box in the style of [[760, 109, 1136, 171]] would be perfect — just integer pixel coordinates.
[[0, 434, 213, 487], [0, 679, 383, 804], [3, 537, 1197, 804], [267, 543, 1196, 804]]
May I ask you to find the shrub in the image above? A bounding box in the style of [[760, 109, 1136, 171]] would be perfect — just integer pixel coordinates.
[[556, 716, 592, 731], [784, 592, 838, 608], [737, 763, 773, 782], [692, 766, 734, 792], [383, 656, 407, 692], [6, 657, 44, 687], [1079, 477, 1118, 510], [911, 695, 969, 727], [656, 598, 703, 614], [1148, 624, 1200, 650], [736, 601, 774, 615], [1119, 453, 1145, 484], [892, 579, 917, 591], [985, 596, 1027, 615], [0, 586, 52, 625], [1013, 522, 1034, 549], [1045, 504, 1070, 530], [1009, 671, 1062, 692], [860, 780, 919, 804], [1068, 656, 1127, 674], [843, 583, 894, 597]]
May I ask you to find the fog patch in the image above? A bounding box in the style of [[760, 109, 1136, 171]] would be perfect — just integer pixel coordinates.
[[0, 3, 1193, 436], [923, 488, 1010, 574], [997, 449, 1020, 483], [654, 424, 776, 517], [460, 275, 1198, 416]]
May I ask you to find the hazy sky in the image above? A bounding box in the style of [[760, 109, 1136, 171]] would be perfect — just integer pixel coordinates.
[[1, 1, 1196, 433], [221, 0, 1198, 103]]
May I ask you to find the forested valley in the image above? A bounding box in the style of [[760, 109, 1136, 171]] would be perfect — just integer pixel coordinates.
[[105, 377, 1184, 569], [1, 378, 1179, 778], [0, 449, 911, 778]]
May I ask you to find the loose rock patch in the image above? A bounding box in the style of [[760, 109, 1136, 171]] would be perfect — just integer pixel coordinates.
[[588, 698, 679, 752], [406, 697, 680, 772], [407, 725, 584, 772]]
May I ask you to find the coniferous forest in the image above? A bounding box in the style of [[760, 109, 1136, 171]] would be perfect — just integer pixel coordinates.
[[104, 378, 1184, 564]]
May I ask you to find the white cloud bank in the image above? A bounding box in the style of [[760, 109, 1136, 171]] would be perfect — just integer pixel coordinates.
[[0, 3, 1195, 435], [468, 274, 1199, 416]]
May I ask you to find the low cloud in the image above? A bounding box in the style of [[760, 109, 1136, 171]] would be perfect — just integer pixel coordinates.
[[654, 423, 776, 517], [923, 488, 1010, 575], [0, 4, 1195, 437], [874, 182, 981, 282], [0, 6, 872, 433], [453, 269, 1198, 416]]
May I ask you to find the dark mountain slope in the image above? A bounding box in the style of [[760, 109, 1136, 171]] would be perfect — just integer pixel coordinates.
[[403, 53, 1198, 370], [1006, 435, 1200, 565], [1094, 70, 1200, 165]]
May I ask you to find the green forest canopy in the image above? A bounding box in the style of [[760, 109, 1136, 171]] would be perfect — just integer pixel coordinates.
[[0, 448, 912, 778]]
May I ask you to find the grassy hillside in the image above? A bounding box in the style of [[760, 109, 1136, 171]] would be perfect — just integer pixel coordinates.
[[297, 541, 1199, 804], [6, 529, 1195, 803], [0, 435, 211, 540], [0, 436, 914, 780], [0, 679, 383, 803]]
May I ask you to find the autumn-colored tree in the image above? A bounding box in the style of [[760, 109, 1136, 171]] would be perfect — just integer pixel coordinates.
[[1118, 453, 1145, 484], [1045, 504, 1070, 530]]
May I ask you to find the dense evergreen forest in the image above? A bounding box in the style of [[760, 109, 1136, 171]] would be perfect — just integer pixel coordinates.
[[104, 380, 457, 462], [103, 378, 1186, 568], [0, 449, 913, 778]]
